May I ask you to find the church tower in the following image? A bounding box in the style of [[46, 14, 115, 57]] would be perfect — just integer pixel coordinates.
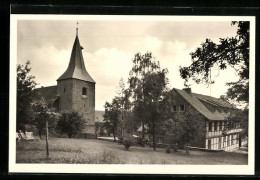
[[57, 26, 95, 136]]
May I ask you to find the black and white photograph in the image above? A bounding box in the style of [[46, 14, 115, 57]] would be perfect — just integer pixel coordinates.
[[9, 15, 255, 174]]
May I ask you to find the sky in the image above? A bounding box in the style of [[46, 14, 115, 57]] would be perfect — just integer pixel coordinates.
[[17, 18, 240, 111]]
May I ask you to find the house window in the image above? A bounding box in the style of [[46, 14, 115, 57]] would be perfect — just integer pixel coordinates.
[[179, 105, 185, 112], [219, 121, 223, 131], [208, 139, 211, 149], [209, 121, 212, 132], [158, 137, 163, 144], [231, 135, 234, 145], [172, 105, 177, 112], [214, 121, 218, 131], [218, 137, 222, 149], [82, 87, 87, 95], [227, 136, 230, 146], [64, 88, 66, 93]]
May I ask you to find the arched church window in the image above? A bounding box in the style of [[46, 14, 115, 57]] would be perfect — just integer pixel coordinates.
[[82, 87, 87, 96]]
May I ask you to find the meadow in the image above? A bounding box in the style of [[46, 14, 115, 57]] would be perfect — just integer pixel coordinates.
[[16, 137, 248, 164]]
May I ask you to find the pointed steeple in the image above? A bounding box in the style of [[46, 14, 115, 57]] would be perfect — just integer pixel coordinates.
[[57, 28, 95, 83]]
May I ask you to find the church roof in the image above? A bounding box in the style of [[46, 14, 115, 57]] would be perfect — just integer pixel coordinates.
[[173, 88, 235, 121], [57, 35, 95, 83], [34, 85, 57, 102]]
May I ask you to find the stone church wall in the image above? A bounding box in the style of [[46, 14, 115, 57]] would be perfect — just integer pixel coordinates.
[[72, 79, 95, 134], [57, 79, 73, 111]]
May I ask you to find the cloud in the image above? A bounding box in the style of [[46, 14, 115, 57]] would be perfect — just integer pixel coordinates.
[[17, 20, 240, 110]]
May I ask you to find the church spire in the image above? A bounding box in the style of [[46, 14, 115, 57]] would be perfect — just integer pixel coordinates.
[[57, 26, 95, 83], [76, 21, 78, 36]]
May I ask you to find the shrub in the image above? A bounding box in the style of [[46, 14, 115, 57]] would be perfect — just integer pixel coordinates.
[[56, 111, 86, 138], [136, 137, 148, 147], [166, 146, 171, 153], [122, 137, 136, 150]]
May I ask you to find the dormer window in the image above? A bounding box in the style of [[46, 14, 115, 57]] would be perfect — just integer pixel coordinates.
[[82, 87, 87, 97]]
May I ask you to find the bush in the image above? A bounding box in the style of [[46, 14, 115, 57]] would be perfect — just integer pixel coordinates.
[[56, 111, 86, 138], [117, 137, 123, 144], [136, 137, 149, 147], [166, 146, 171, 153], [122, 138, 136, 150]]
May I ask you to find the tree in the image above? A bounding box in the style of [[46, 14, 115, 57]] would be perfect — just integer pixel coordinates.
[[179, 21, 249, 105], [56, 111, 86, 138], [225, 108, 248, 139], [103, 97, 121, 141], [174, 108, 205, 154], [31, 98, 57, 139], [17, 61, 38, 131], [129, 52, 161, 138], [115, 78, 135, 137], [129, 52, 169, 150]]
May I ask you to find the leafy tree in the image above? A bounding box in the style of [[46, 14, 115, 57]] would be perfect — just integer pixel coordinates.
[[129, 52, 169, 150], [103, 97, 121, 141], [17, 61, 38, 131], [179, 21, 249, 105], [162, 106, 205, 154], [129, 52, 161, 138], [56, 111, 86, 138], [31, 98, 57, 139], [225, 108, 248, 139], [116, 78, 136, 137]]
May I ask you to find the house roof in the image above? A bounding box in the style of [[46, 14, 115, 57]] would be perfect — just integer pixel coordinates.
[[95, 110, 105, 123], [173, 88, 234, 121], [137, 124, 148, 132], [57, 35, 95, 83]]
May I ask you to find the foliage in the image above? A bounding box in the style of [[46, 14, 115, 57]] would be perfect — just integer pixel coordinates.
[[95, 122, 107, 137], [122, 137, 136, 150], [166, 146, 172, 153], [225, 108, 248, 138], [135, 137, 149, 147], [177, 108, 205, 154], [103, 97, 121, 141], [56, 111, 86, 138], [179, 21, 249, 105], [115, 78, 136, 137], [31, 98, 57, 139], [17, 61, 38, 131], [163, 107, 205, 154], [129, 52, 169, 150]]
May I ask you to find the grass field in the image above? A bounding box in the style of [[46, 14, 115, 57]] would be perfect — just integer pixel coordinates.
[[16, 137, 248, 164]]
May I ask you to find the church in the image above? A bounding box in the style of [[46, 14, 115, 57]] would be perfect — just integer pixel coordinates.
[[35, 28, 96, 138]]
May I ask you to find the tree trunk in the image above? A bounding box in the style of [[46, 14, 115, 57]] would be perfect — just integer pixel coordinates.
[[39, 130, 42, 139], [113, 128, 116, 142], [185, 144, 189, 155], [152, 120, 156, 150]]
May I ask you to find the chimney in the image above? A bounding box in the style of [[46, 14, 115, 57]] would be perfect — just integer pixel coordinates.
[[183, 87, 191, 94]]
